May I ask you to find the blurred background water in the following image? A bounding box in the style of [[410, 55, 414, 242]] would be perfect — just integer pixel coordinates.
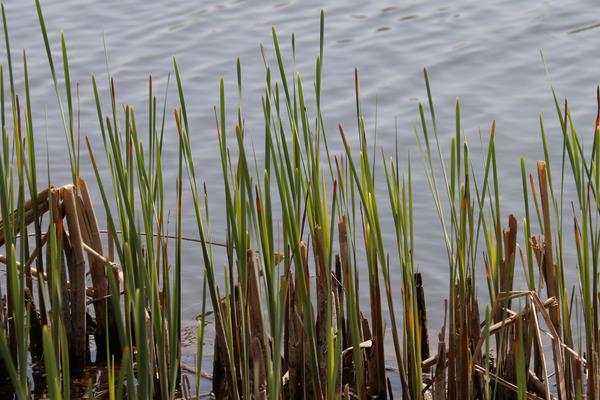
[[1, 0, 599, 373]]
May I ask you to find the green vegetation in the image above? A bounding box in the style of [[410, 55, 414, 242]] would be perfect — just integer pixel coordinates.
[[0, 3, 598, 399]]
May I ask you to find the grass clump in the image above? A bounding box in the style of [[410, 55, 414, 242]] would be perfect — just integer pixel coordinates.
[[0, 3, 599, 400]]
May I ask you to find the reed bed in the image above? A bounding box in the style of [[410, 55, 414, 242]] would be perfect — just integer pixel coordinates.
[[0, 3, 598, 399]]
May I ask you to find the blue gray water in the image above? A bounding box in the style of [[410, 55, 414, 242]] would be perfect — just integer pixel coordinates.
[[1, 0, 599, 373]]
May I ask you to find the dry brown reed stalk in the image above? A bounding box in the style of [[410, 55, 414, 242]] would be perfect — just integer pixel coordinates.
[[285, 266, 302, 399], [431, 291, 561, 399], [415, 272, 430, 365], [247, 249, 267, 396], [0, 188, 50, 247], [314, 224, 329, 394], [61, 184, 88, 374], [366, 266, 386, 398], [432, 301, 447, 400], [531, 161, 568, 400], [536, 162, 560, 332], [210, 219, 399, 399], [76, 176, 116, 361], [0, 177, 127, 380]]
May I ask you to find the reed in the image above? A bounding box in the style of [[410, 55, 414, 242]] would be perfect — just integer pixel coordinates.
[[0, 3, 599, 399]]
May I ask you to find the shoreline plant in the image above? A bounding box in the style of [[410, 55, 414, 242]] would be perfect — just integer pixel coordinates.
[[0, 3, 597, 399]]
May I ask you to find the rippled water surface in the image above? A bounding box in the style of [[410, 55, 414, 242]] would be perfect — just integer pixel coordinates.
[[2, 0, 600, 361]]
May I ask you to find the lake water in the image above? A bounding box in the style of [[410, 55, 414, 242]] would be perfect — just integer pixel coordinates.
[[1, 0, 599, 376]]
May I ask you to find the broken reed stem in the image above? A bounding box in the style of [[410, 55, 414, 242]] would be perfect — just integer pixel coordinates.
[[77, 176, 115, 360], [314, 224, 329, 395], [246, 250, 266, 395], [530, 296, 552, 400], [487, 297, 555, 337], [536, 161, 561, 331], [530, 293, 568, 400], [415, 272, 430, 363], [5, 179, 123, 367], [0, 188, 50, 247], [61, 184, 87, 375], [473, 365, 545, 400], [0, 230, 48, 277], [536, 161, 568, 400]]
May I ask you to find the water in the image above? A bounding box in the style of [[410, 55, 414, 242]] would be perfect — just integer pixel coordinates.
[[1, 0, 599, 375]]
